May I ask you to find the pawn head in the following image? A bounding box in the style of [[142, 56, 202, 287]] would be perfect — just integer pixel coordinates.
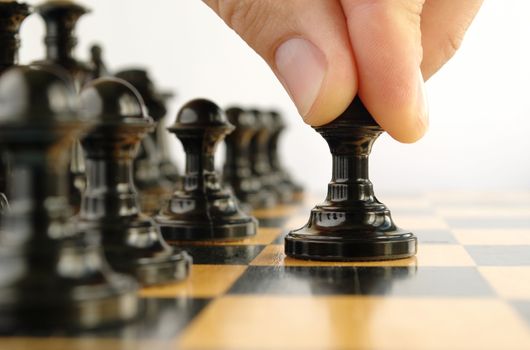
[[0, 65, 78, 125], [79, 77, 153, 127]]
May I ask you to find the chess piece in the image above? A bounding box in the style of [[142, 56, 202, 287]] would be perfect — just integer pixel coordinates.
[[285, 97, 417, 261], [224, 106, 270, 208], [33, 0, 93, 212], [0, 66, 138, 331], [156, 99, 257, 241], [0, 1, 30, 74], [77, 77, 191, 286], [248, 109, 279, 207], [0, 1, 31, 212], [33, 0, 92, 86], [89, 43, 110, 79], [116, 69, 179, 182], [267, 110, 304, 202], [115, 68, 176, 214]]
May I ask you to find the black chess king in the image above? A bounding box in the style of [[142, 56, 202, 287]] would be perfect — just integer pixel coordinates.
[[285, 97, 417, 261]]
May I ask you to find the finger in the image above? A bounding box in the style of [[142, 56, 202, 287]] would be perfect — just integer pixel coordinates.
[[420, 0, 483, 80], [203, 0, 357, 125], [341, 0, 428, 143]]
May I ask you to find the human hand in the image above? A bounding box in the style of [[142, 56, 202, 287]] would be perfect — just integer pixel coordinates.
[[204, 0, 482, 142]]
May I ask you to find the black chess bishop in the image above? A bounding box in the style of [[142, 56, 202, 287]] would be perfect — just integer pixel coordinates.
[[285, 97, 417, 261], [156, 99, 257, 241], [76, 77, 191, 286]]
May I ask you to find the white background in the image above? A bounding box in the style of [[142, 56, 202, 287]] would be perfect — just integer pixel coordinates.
[[18, 0, 530, 194]]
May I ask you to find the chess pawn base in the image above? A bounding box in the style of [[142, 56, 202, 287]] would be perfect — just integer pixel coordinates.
[[285, 97, 417, 261], [285, 204, 417, 261], [81, 216, 191, 286], [0, 237, 138, 332], [157, 192, 257, 241]]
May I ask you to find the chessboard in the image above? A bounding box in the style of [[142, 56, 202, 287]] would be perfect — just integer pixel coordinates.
[[1, 190, 529, 350]]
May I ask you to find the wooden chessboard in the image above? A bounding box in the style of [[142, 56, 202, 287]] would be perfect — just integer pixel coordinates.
[[2, 191, 530, 350]]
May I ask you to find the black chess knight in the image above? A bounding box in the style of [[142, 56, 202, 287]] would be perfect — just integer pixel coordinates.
[[156, 99, 257, 241], [285, 97, 417, 261]]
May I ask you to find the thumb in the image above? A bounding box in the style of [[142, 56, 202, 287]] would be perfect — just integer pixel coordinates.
[[204, 0, 357, 125]]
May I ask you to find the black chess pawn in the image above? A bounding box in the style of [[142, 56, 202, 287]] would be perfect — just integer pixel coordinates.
[[33, 0, 94, 214], [116, 69, 179, 182], [33, 0, 92, 86], [224, 106, 271, 209], [267, 110, 304, 202], [0, 1, 30, 74], [89, 44, 110, 79], [156, 99, 257, 241], [0, 1, 31, 212], [0, 66, 138, 331], [248, 109, 280, 207], [115, 68, 177, 214], [285, 97, 417, 261], [77, 78, 191, 286]]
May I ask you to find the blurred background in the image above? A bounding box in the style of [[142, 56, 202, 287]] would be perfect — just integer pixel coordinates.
[[18, 0, 530, 194]]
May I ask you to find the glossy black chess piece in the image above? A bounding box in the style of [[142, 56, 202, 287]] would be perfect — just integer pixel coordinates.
[[77, 78, 191, 286], [0, 66, 138, 332], [115, 69, 176, 214], [0, 1, 31, 212], [224, 106, 268, 209], [116, 69, 179, 182], [33, 0, 92, 86], [0, 1, 30, 74], [33, 0, 92, 213], [156, 99, 257, 241], [267, 110, 304, 202], [248, 109, 279, 208], [285, 97, 417, 261]]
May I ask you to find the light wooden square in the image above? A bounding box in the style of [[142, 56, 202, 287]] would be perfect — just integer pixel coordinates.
[[480, 267, 530, 300], [177, 296, 530, 350], [454, 229, 530, 245]]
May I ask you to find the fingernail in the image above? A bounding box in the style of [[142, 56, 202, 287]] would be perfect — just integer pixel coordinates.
[[417, 69, 429, 130], [275, 38, 327, 117]]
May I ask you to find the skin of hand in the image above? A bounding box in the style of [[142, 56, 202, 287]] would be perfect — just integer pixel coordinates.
[[203, 0, 483, 143]]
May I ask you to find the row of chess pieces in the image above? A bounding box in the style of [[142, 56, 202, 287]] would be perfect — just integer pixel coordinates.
[[0, 0, 419, 334], [0, 0, 304, 332]]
